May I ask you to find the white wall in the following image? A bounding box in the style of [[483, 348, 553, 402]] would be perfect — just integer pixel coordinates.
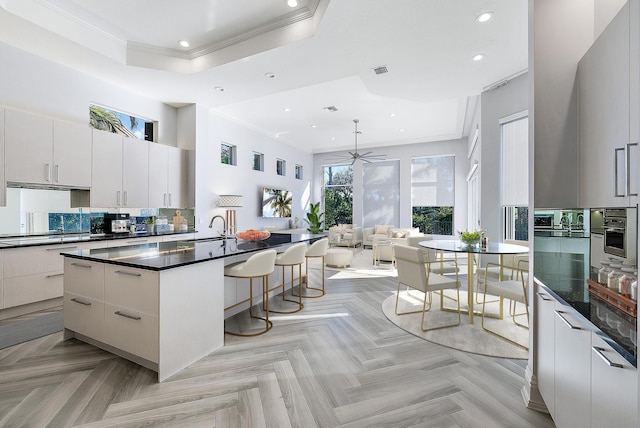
[[313, 138, 468, 235], [194, 113, 314, 238], [481, 72, 529, 241], [0, 42, 178, 146]]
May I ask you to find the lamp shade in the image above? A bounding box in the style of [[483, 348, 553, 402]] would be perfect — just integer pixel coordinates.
[[217, 195, 243, 207]]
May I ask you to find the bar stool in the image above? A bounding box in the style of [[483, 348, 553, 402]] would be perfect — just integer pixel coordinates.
[[303, 238, 329, 297], [269, 243, 307, 313], [224, 249, 277, 336]]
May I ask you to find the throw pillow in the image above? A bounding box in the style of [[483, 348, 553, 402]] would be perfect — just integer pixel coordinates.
[[374, 225, 390, 235], [392, 230, 406, 238]]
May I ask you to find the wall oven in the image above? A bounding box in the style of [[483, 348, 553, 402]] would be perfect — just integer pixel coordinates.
[[604, 211, 626, 258]]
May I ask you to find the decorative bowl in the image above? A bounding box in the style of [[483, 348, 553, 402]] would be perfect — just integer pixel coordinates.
[[236, 229, 271, 241], [458, 230, 483, 246]]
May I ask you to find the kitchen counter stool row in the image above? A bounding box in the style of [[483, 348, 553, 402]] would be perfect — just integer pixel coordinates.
[[223, 238, 329, 336]]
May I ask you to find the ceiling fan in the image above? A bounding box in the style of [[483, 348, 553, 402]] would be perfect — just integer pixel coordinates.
[[329, 119, 386, 165]]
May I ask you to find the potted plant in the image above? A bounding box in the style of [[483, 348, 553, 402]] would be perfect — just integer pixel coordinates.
[[144, 217, 155, 233], [304, 202, 324, 234]]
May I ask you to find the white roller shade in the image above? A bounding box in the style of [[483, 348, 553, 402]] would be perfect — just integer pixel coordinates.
[[363, 160, 400, 226], [411, 156, 455, 206], [501, 117, 529, 206]]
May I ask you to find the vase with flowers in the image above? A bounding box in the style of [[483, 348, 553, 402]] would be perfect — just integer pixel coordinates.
[[458, 229, 485, 247]]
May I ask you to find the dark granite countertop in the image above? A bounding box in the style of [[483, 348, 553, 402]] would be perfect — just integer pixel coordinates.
[[60, 233, 325, 271], [0, 230, 197, 249], [533, 230, 589, 238]]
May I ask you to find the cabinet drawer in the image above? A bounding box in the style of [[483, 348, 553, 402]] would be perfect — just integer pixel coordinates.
[[4, 272, 63, 307], [4, 244, 81, 278], [63, 292, 104, 341], [105, 265, 158, 315], [104, 303, 158, 363], [64, 258, 104, 300]]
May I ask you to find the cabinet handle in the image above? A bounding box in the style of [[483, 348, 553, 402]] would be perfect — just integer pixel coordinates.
[[45, 163, 51, 182], [115, 311, 141, 321], [168, 193, 172, 206], [124, 191, 128, 206], [55, 164, 60, 182], [70, 262, 92, 269], [614, 147, 626, 197], [117, 191, 121, 206], [536, 292, 552, 301], [70, 297, 91, 306], [164, 193, 168, 206], [114, 270, 142, 277], [626, 143, 637, 197], [592, 346, 624, 368], [46, 273, 64, 278], [554, 310, 581, 329], [47, 245, 78, 251]]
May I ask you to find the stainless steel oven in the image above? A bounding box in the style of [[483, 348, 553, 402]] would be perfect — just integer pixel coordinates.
[[604, 208, 627, 258]]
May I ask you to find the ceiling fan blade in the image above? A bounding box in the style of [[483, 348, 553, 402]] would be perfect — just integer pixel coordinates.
[[359, 151, 373, 157]]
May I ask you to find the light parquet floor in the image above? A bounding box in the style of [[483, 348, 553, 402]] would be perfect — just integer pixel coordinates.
[[0, 263, 555, 427]]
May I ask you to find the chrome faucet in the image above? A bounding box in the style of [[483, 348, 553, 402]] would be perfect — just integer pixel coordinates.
[[208, 215, 227, 238]]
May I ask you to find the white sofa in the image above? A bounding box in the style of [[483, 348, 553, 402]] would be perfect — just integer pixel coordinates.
[[327, 224, 362, 247], [368, 227, 425, 262], [363, 225, 423, 249]]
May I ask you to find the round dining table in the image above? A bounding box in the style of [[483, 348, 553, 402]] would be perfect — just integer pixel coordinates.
[[418, 240, 529, 324]]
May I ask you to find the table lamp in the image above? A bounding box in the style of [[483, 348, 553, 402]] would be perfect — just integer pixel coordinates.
[[217, 194, 243, 236]]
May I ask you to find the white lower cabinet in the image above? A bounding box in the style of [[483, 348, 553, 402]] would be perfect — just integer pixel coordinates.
[[553, 307, 592, 428], [590, 333, 637, 428], [64, 292, 104, 341], [104, 303, 159, 363], [536, 283, 638, 428]]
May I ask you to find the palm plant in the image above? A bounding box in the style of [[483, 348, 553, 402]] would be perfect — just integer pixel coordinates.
[[304, 202, 325, 234]]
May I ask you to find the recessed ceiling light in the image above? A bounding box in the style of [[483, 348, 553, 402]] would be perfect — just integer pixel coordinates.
[[283, 108, 290, 112], [178, 40, 190, 48], [476, 12, 493, 22], [214, 86, 224, 92], [287, 0, 298, 7], [389, 113, 396, 117], [265, 72, 275, 79], [311, 125, 317, 128], [399, 128, 405, 132], [473, 54, 485, 61]]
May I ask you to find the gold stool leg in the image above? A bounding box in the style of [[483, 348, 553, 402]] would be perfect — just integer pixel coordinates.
[[225, 275, 273, 337], [302, 255, 325, 297], [268, 264, 304, 313]]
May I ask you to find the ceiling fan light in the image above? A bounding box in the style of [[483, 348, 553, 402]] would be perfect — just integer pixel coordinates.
[[287, 0, 298, 7]]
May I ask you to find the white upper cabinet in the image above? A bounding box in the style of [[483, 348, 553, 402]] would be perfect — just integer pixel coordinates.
[[122, 136, 149, 208], [5, 109, 54, 185], [4, 109, 91, 188], [578, 3, 637, 207], [91, 130, 149, 208], [149, 143, 189, 208], [53, 120, 92, 188]]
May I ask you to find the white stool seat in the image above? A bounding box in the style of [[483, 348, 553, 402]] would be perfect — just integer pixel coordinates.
[[325, 248, 353, 267], [270, 243, 307, 313]]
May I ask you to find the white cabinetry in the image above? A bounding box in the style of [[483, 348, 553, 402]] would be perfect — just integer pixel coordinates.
[[148, 144, 189, 208], [536, 283, 638, 428], [3, 242, 83, 308], [590, 333, 637, 428], [578, 3, 638, 207], [91, 129, 149, 207], [553, 306, 591, 428], [4, 109, 91, 188]]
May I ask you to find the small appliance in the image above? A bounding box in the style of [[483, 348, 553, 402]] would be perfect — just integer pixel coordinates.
[[534, 213, 554, 230], [103, 213, 130, 234]]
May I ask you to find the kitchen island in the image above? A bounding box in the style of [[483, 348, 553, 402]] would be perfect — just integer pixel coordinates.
[[61, 233, 323, 381]]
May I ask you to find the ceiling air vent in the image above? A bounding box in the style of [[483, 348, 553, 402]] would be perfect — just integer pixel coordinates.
[[323, 106, 338, 112], [373, 65, 388, 75]]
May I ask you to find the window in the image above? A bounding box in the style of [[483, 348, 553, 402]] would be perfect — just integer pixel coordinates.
[[501, 114, 529, 240], [411, 155, 455, 235], [252, 152, 264, 171], [323, 165, 353, 227], [221, 143, 237, 165], [276, 158, 286, 176], [89, 104, 154, 141], [363, 160, 400, 227], [295, 164, 303, 180]]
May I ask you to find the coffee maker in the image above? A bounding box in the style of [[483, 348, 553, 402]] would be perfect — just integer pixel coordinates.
[[103, 213, 130, 234]]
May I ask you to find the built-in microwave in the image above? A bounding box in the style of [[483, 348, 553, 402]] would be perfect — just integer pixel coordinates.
[[534, 213, 554, 229]]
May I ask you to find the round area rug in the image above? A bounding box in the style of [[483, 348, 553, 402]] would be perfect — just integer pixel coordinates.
[[382, 290, 529, 359]]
